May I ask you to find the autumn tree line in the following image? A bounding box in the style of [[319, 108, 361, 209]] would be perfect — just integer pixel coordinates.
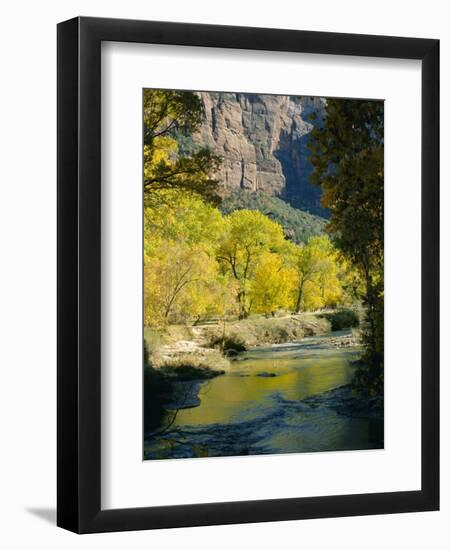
[[145, 195, 356, 325], [143, 89, 384, 389]]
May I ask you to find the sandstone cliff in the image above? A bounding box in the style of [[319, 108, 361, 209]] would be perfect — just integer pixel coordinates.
[[192, 92, 326, 216]]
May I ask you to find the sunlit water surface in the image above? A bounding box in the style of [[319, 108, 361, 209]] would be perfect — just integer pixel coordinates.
[[144, 331, 383, 459]]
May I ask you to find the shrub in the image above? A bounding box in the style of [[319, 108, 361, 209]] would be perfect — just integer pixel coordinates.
[[209, 333, 247, 353], [325, 309, 360, 330]]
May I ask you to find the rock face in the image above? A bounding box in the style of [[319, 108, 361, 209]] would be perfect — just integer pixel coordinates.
[[193, 92, 326, 215]]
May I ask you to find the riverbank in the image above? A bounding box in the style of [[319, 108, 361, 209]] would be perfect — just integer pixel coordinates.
[[143, 312, 365, 439], [145, 312, 348, 375], [144, 332, 382, 459]]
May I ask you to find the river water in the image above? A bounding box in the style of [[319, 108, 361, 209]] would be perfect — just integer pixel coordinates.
[[144, 330, 384, 460]]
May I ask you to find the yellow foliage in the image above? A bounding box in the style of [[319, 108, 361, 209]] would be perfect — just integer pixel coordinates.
[[216, 209, 286, 317], [144, 241, 218, 325], [144, 189, 224, 252], [287, 235, 344, 312], [250, 252, 296, 314], [144, 198, 348, 325]]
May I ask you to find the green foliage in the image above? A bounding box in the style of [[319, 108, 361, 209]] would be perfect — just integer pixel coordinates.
[[324, 309, 360, 331], [308, 99, 384, 271], [221, 189, 326, 243], [308, 98, 384, 390], [143, 89, 203, 143], [143, 89, 222, 205], [171, 130, 200, 156]]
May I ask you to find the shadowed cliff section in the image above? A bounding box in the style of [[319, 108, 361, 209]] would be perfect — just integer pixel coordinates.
[[192, 92, 328, 217]]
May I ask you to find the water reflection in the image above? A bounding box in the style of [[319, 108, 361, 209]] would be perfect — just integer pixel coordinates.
[[173, 347, 358, 426], [144, 332, 383, 459]]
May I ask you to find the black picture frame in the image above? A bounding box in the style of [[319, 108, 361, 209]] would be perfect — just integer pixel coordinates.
[[57, 16, 439, 533]]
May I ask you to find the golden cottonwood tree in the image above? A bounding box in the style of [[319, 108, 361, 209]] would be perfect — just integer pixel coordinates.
[[250, 252, 296, 315], [144, 189, 224, 252], [216, 210, 286, 318], [144, 242, 218, 324], [288, 235, 343, 313], [144, 191, 227, 325]]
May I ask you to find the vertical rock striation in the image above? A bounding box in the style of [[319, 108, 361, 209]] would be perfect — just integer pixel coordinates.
[[192, 92, 327, 216]]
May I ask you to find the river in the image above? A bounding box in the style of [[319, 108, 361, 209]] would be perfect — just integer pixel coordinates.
[[144, 330, 384, 460]]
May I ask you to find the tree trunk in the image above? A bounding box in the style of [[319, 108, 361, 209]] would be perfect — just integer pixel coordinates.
[[237, 289, 249, 319], [220, 317, 226, 351], [363, 265, 377, 363], [295, 281, 304, 313]]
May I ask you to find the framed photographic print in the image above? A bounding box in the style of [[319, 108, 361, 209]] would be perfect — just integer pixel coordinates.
[[57, 17, 439, 533]]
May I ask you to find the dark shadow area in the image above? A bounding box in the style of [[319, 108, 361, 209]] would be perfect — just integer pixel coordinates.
[[274, 129, 327, 217], [26, 507, 56, 525]]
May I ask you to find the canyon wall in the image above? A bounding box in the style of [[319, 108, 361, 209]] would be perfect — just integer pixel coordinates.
[[192, 92, 326, 215]]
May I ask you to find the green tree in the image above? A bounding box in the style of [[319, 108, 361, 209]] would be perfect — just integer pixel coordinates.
[[143, 89, 221, 205], [309, 99, 384, 388]]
